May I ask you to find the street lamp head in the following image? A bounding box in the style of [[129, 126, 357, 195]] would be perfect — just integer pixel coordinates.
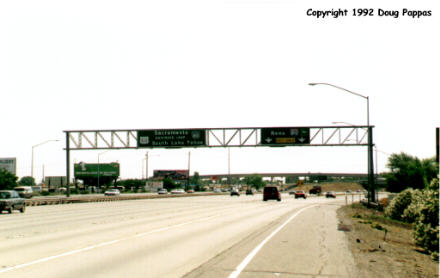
[[308, 83, 318, 86]]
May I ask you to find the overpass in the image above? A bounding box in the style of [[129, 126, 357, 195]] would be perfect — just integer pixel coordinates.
[[198, 172, 368, 180]]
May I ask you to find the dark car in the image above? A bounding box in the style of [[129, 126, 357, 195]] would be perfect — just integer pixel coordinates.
[[294, 190, 307, 199], [230, 189, 240, 196], [325, 191, 337, 198], [245, 189, 254, 195], [0, 190, 26, 213], [263, 186, 281, 201]]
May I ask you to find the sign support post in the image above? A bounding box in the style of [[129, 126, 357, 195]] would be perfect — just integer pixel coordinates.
[[368, 126, 375, 203], [66, 131, 70, 197]]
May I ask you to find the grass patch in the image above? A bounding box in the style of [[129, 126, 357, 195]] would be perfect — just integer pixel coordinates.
[[349, 203, 412, 229]]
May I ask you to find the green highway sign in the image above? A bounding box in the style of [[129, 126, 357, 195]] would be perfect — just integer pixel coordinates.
[[137, 129, 206, 148], [261, 127, 310, 145]]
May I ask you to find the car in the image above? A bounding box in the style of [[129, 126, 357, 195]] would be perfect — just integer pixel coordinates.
[[325, 191, 337, 198], [0, 190, 26, 213], [263, 186, 281, 201], [294, 190, 307, 199], [13, 186, 33, 198], [171, 189, 185, 194], [245, 189, 254, 195], [289, 190, 296, 195], [104, 189, 120, 196], [213, 188, 222, 193], [230, 189, 240, 196], [157, 189, 168, 194], [186, 189, 194, 193]]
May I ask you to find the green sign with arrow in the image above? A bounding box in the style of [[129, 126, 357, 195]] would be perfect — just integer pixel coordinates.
[[261, 127, 310, 145]]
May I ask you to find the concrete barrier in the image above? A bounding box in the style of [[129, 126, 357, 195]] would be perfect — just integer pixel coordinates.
[[25, 192, 221, 206]]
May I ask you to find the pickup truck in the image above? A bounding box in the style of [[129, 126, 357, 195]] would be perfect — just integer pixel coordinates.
[[0, 190, 26, 213]]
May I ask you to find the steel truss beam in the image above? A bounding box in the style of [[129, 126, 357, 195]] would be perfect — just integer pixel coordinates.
[[64, 126, 371, 150]]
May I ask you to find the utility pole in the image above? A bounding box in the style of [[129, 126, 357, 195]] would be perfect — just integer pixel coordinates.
[[228, 148, 231, 186], [146, 152, 149, 180], [187, 151, 191, 189]]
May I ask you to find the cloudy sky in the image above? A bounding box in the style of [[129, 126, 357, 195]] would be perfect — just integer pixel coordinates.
[[1, 0, 439, 182]]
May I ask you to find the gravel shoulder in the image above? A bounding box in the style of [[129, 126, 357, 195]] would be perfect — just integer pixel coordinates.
[[337, 203, 439, 278]]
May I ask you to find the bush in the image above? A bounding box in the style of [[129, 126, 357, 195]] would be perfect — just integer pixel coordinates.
[[412, 178, 439, 256], [41, 190, 51, 196], [401, 189, 424, 223], [384, 188, 415, 221]]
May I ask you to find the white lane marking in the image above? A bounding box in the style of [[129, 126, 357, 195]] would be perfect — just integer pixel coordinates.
[[228, 205, 317, 278], [0, 214, 221, 275], [0, 239, 121, 274]]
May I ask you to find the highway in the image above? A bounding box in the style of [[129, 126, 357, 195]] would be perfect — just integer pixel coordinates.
[[0, 194, 359, 278]]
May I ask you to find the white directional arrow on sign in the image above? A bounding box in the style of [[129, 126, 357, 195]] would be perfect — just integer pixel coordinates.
[[298, 137, 305, 143], [265, 138, 272, 143]]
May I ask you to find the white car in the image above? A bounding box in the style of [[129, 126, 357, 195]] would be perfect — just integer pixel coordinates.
[[104, 189, 120, 196], [170, 189, 185, 194], [157, 189, 168, 194]]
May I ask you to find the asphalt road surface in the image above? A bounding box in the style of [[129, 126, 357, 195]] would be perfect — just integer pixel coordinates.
[[0, 194, 359, 278]]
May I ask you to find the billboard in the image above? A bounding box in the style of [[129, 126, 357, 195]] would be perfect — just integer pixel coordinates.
[[74, 162, 120, 179], [0, 158, 16, 175], [153, 170, 189, 180], [44, 176, 67, 188]]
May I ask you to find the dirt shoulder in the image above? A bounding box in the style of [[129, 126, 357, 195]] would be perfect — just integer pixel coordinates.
[[337, 203, 439, 278]]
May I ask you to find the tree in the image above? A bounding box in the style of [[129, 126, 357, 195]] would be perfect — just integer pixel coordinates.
[[0, 169, 18, 190], [116, 179, 145, 192], [245, 174, 266, 190], [163, 177, 177, 191], [421, 157, 439, 187], [18, 176, 36, 186], [384, 153, 438, 193], [189, 172, 201, 186]]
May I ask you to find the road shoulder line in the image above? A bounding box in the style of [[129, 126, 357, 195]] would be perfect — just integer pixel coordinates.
[[228, 204, 317, 278]]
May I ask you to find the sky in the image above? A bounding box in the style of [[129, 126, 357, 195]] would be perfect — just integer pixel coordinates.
[[1, 0, 439, 182]]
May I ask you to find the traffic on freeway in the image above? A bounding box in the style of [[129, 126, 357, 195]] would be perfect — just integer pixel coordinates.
[[0, 192, 362, 278]]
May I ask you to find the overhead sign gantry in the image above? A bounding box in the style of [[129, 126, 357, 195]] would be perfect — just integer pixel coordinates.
[[64, 125, 374, 201], [64, 126, 368, 150]]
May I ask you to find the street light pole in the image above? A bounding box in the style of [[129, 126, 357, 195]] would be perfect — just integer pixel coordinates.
[[144, 152, 159, 181], [309, 82, 375, 203], [31, 139, 59, 180]]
